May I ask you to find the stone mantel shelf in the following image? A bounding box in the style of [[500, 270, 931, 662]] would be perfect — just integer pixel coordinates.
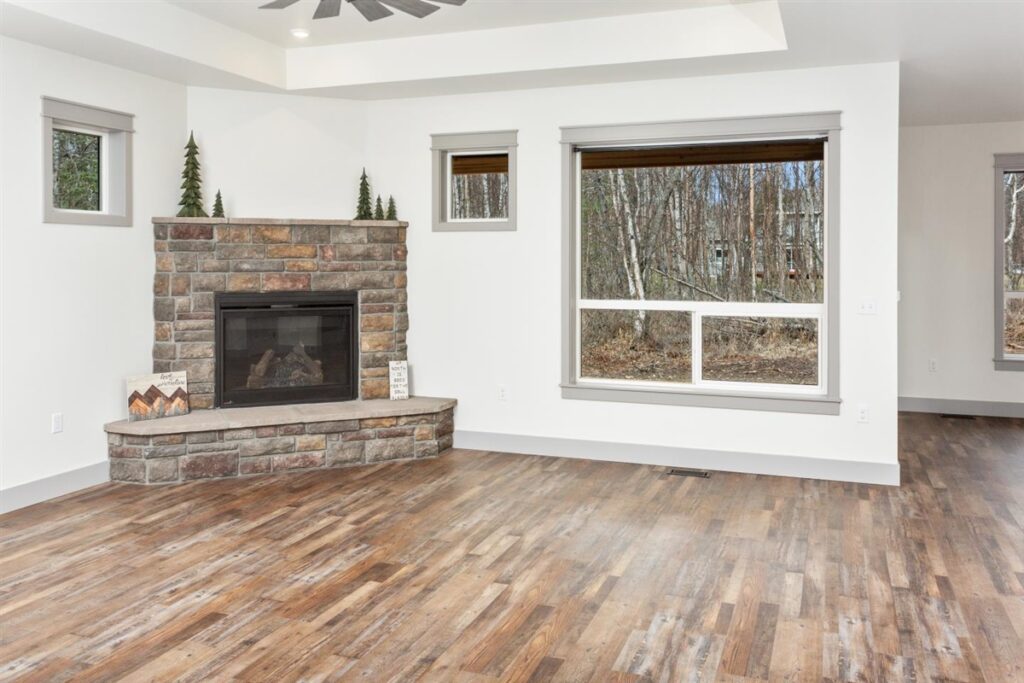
[[153, 217, 409, 227], [106, 397, 456, 437]]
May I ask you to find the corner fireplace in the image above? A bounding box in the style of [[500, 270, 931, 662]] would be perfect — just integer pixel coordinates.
[[214, 291, 358, 408]]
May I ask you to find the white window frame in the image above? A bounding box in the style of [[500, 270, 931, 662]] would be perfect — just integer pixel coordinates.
[[560, 113, 842, 414], [994, 153, 1024, 371], [43, 97, 133, 227], [431, 130, 517, 232]]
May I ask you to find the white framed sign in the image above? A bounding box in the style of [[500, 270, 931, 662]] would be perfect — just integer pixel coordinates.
[[389, 361, 409, 400]]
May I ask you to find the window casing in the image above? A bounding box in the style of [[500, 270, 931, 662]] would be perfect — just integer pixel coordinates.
[[995, 153, 1024, 371], [43, 97, 133, 227], [560, 113, 841, 414], [432, 130, 517, 232]]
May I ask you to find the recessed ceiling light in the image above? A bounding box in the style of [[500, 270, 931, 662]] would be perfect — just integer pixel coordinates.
[[290, 28, 310, 39]]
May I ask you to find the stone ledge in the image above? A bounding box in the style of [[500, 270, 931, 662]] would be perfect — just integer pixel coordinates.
[[153, 217, 409, 227], [105, 397, 456, 436]]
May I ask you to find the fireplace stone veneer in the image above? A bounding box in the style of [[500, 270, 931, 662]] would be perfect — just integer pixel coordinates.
[[152, 218, 409, 407]]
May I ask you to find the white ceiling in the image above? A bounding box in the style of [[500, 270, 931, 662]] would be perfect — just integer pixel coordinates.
[[168, 0, 718, 47]]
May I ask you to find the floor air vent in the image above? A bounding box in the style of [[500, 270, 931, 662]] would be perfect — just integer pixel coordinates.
[[940, 414, 976, 420], [665, 468, 710, 478]]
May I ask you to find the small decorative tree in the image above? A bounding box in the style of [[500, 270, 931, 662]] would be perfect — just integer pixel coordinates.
[[374, 195, 385, 220], [177, 131, 207, 218], [212, 190, 225, 218], [386, 195, 397, 221], [355, 168, 373, 220]]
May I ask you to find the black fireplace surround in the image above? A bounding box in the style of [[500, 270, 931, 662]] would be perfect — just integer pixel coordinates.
[[214, 291, 359, 408]]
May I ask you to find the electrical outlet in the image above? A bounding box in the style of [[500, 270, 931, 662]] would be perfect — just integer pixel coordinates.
[[51, 412, 63, 434], [497, 385, 508, 401], [928, 358, 938, 373], [858, 299, 878, 315], [857, 405, 870, 423]]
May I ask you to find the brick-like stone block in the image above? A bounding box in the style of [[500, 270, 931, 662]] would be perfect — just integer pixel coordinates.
[[361, 417, 397, 429], [438, 434, 454, 452], [327, 440, 364, 466], [179, 342, 215, 359], [233, 259, 285, 272], [156, 253, 175, 272], [142, 444, 187, 459], [187, 431, 218, 444], [366, 437, 414, 462], [377, 426, 415, 439], [172, 360, 214, 383], [415, 441, 439, 459], [154, 224, 169, 240], [108, 433, 124, 446], [187, 442, 238, 455], [109, 446, 142, 459], [170, 224, 214, 240], [153, 343, 176, 361], [181, 452, 238, 480], [173, 252, 198, 272], [321, 244, 392, 261], [227, 273, 261, 292], [361, 378, 389, 400], [190, 394, 215, 410], [367, 227, 400, 243], [360, 332, 395, 353], [191, 274, 226, 292], [169, 240, 215, 252], [254, 426, 278, 438], [263, 273, 311, 291], [267, 244, 317, 259], [125, 435, 151, 445], [252, 226, 292, 243], [152, 434, 186, 445], [147, 459, 179, 483], [292, 225, 331, 243], [215, 226, 251, 243], [331, 226, 367, 244], [154, 298, 176, 321], [285, 260, 318, 272], [273, 451, 325, 471], [296, 434, 326, 451], [224, 428, 255, 441], [111, 459, 145, 483], [361, 314, 395, 332], [154, 274, 170, 297], [155, 322, 172, 342], [240, 456, 272, 475], [217, 244, 265, 260], [305, 420, 359, 434], [199, 259, 231, 273], [414, 425, 435, 441], [239, 437, 295, 457]]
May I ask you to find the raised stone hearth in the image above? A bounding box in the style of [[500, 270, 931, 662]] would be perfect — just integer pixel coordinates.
[[153, 217, 409, 407], [105, 398, 455, 484]]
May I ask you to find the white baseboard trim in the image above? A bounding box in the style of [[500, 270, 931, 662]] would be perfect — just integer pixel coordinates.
[[899, 397, 1024, 419], [0, 462, 109, 515], [454, 431, 900, 486]]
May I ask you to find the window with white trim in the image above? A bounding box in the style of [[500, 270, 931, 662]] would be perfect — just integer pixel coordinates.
[[43, 97, 133, 227], [996, 154, 1024, 370], [431, 130, 517, 232], [561, 114, 841, 413]]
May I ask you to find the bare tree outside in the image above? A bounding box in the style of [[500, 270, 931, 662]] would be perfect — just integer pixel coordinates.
[[53, 129, 101, 211], [1004, 171, 1024, 355], [450, 152, 509, 220], [579, 156, 824, 386]]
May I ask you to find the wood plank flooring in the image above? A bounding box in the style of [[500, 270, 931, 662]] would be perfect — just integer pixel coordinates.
[[1, 412, 1023, 681]]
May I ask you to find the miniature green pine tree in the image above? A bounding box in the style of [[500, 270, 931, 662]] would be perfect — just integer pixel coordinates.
[[212, 190, 225, 218], [355, 168, 373, 220], [386, 195, 397, 221], [374, 195, 385, 220], [177, 131, 207, 218]]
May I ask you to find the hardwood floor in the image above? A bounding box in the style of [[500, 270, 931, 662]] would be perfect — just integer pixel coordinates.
[[1, 413, 1023, 682]]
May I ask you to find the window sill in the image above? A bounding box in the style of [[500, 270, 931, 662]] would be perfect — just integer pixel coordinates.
[[433, 219, 516, 233], [994, 359, 1024, 372], [561, 382, 841, 415], [44, 210, 131, 227]]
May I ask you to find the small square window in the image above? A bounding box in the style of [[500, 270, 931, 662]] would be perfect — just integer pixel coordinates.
[[432, 130, 516, 231], [43, 97, 133, 227]]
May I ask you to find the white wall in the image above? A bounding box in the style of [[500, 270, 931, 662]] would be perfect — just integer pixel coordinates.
[[899, 120, 1024, 405], [186, 87, 366, 219], [0, 38, 185, 491], [361, 63, 902, 479]]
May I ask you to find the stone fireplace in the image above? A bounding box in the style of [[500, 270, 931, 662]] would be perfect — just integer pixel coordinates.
[[152, 218, 409, 407], [104, 218, 454, 485]]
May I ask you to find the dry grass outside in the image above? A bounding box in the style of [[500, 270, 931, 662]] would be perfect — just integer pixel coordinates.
[[1006, 298, 1024, 355], [581, 313, 818, 386]]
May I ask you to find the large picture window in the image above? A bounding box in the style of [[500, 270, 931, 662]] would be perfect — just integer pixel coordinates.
[[995, 154, 1024, 370], [561, 114, 841, 413]]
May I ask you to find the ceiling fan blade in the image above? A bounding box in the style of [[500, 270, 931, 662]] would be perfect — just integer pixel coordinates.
[[313, 0, 342, 19], [377, 0, 440, 19], [430, 0, 466, 4], [259, 0, 302, 8], [348, 0, 394, 21]]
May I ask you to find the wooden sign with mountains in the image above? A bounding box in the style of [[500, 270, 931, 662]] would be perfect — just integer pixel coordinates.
[[127, 372, 190, 422]]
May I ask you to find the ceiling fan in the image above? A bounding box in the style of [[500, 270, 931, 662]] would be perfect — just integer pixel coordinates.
[[260, 0, 466, 22]]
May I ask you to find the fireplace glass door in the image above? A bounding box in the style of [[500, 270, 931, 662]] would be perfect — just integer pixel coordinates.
[[215, 292, 358, 407]]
